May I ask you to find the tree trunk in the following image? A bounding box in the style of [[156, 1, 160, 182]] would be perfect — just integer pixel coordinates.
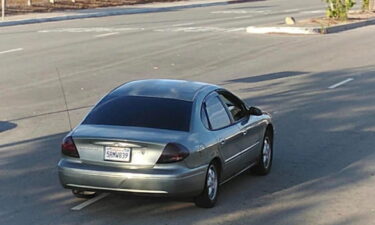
[[1, 0, 5, 21]]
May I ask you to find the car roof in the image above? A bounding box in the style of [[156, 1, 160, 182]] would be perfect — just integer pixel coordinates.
[[109, 79, 218, 101]]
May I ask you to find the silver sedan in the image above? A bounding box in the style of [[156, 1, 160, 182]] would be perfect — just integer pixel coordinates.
[[58, 79, 274, 208]]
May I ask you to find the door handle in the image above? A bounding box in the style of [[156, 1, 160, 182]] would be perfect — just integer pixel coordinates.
[[220, 139, 226, 145], [242, 130, 247, 136]]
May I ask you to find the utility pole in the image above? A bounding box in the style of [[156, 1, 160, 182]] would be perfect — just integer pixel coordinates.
[[1, 0, 5, 21]]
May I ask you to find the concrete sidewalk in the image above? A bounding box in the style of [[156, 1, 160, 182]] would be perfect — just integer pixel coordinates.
[[0, 0, 229, 27]]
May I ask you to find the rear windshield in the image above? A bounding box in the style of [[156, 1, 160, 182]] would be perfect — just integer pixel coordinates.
[[83, 96, 192, 131]]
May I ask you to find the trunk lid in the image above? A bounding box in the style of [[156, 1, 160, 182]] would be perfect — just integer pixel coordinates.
[[72, 124, 189, 169]]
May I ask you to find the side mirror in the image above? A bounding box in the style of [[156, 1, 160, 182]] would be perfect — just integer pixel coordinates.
[[248, 107, 263, 116]]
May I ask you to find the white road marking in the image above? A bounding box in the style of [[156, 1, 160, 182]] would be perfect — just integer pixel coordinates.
[[38, 27, 144, 33], [71, 193, 110, 211], [282, 8, 300, 13], [211, 10, 248, 14], [301, 10, 325, 14], [226, 28, 246, 32], [94, 32, 119, 38], [171, 23, 195, 27], [211, 10, 270, 14], [155, 26, 245, 33], [0, 48, 23, 55], [234, 15, 254, 19], [328, 78, 354, 89], [185, 15, 254, 25]]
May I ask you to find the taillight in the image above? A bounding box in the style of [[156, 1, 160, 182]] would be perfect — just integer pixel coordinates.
[[61, 136, 80, 158], [157, 143, 189, 163]]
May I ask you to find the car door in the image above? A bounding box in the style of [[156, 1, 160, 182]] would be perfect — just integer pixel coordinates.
[[203, 92, 243, 180], [217, 90, 261, 167]]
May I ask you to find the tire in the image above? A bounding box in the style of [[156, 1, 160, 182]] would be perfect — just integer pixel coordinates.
[[194, 163, 219, 208], [252, 131, 273, 176], [72, 189, 97, 199]]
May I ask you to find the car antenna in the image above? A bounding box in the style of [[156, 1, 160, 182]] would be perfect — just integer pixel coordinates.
[[56, 67, 73, 131]]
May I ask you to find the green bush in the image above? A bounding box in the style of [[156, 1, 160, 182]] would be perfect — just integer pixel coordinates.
[[324, 0, 355, 20], [362, 0, 370, 10]]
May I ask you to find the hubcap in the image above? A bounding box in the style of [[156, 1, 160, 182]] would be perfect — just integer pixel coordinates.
[[262, 138, 272, 169], [207, 165, 218, 200]]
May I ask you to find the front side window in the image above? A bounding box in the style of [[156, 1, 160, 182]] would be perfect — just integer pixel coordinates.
[[204, 95, 231, 130], [218, 92, 247, 122], [83, 96, 192, 131]]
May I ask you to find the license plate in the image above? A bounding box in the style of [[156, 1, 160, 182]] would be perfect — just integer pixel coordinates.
[[104, 146, 131, 162]]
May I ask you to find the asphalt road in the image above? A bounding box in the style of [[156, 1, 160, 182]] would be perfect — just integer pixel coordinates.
[[1, 0, 375, 224]]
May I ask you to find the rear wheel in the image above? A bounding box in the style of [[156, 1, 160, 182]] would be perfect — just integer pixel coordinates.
[[72, 189, 97, 199], [252, 131, 273, 175], [194, 163, 219, 208]]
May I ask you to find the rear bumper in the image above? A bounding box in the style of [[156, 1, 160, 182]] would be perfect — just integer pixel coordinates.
[[58, 159, 207, 197]]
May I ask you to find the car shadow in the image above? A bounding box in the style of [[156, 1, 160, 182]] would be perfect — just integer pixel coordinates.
[[224, 71, 309, 84], [0, 121, 17, 133]]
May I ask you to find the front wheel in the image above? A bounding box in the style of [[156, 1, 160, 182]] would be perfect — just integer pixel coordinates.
[[194, 163, 219, 208], [252, 132, 273, 175]]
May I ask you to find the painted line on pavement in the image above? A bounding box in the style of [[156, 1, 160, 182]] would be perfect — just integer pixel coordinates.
[[94, 32, 119, 38], [211, 10, 271, 14], [282, 8, 300, 13], [171, 22, 195, 27], [154, 26, 245, 33], [234, 15, 253, 19], [226, 28, 246, 32], [0, 48, 23, 55], [328, 78, 354, 89], [39, 27, 144, 33], [211, 10, 248, 14], [300, 10, 325, 14], [71, 193, 110, 211]]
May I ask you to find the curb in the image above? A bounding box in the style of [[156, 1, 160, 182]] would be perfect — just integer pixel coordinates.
[[246, 26, 321, 34], [246, 17, 375, 35], [0, 1, 228, 27]]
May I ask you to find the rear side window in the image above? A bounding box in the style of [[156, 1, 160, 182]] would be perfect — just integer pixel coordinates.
[[204, 95, 231, 130], [83, 96, 192, 131]]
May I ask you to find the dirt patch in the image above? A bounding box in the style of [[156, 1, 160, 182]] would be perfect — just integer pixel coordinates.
[[296, 11, 375, 27], [2, 0, 184, 15]]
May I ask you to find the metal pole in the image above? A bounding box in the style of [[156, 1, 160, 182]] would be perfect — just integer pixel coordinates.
[[1, 0, 5, 21]]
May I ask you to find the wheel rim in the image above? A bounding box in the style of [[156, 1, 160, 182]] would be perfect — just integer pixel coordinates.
[[207, 165, 218, 201], [262, 138, 272, 169]]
